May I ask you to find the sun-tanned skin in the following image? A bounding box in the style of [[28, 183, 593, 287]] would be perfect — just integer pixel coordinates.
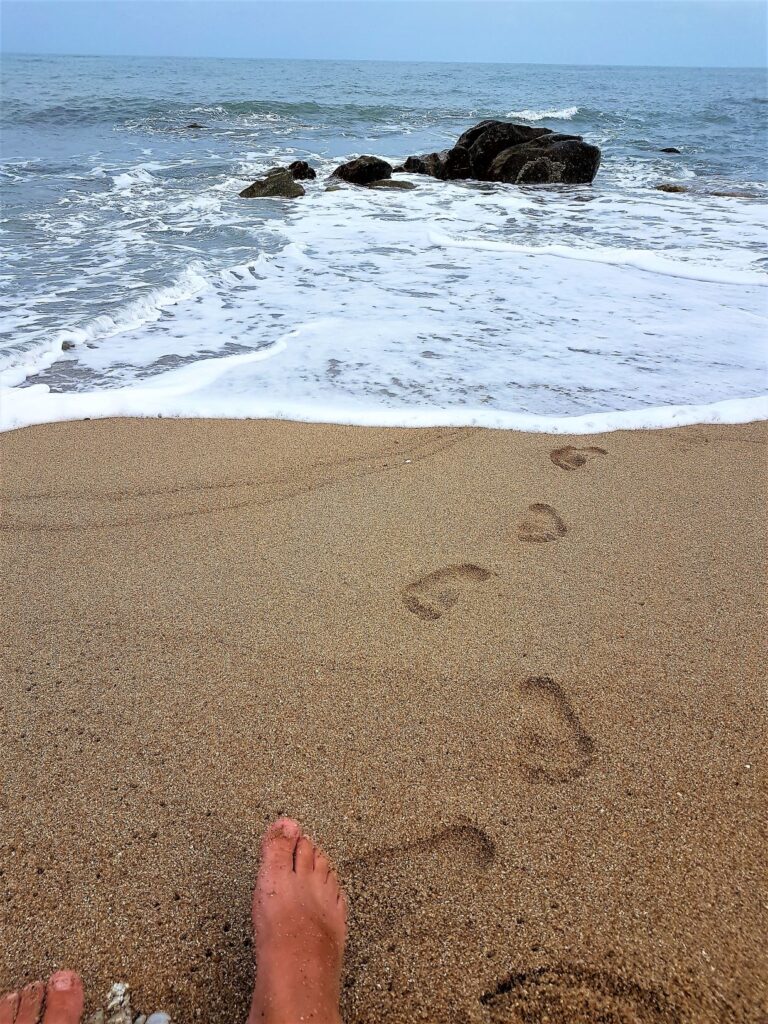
[[0, 818, 347, 1024], [0, 972, 83, 1024], [248, 817, 347, 1023]]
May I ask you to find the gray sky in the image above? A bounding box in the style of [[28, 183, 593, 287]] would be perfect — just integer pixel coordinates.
[[2, 1, 766, 67]]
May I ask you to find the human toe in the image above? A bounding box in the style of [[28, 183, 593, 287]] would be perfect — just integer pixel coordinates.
[[314, 848, 332, 881], [294, 834, 316, 875], [15, 982, 45, 1024], [0, 992, 19, 1024], [42, 971, 83, 1024], [259, 817, 302, 873]]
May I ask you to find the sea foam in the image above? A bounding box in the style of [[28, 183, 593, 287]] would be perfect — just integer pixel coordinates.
[[506, 105, 579, 121]]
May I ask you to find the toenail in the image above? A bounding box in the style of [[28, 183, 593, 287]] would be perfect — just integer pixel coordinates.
[[51, 971, 75, 990]]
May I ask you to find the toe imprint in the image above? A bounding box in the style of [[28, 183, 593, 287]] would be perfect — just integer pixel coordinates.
[[550, 445, 607, 471], [514, 676, 595, 783], [402, 564, 493, 620], [480, 964, 680, 1023], [517, 503, 567, 543]]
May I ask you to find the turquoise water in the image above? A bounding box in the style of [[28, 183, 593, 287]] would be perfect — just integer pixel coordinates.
[[1, 55, 766, 429]]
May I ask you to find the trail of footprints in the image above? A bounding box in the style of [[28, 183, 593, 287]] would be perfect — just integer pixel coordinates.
[[374, 442, 672, 1021], [398, 444, 604, 781], [401, 442, 606, 619]]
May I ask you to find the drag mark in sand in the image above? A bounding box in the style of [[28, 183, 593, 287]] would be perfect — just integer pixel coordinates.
[[480, 964, 681, 1023], [550, 445, 608, 471], [517, 503, 568, 543], [1, 428, 466, 533], [402, 564, 493, 621], [514, 676, 595, 783]]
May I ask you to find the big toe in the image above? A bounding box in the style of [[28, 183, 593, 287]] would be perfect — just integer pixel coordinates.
[[259, 817, 302, 874], [43, 971, 83, 1024]]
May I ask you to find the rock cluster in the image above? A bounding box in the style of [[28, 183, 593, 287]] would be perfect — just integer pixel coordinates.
[[239, 118, 602, 199], [394, 119, 601, 185]]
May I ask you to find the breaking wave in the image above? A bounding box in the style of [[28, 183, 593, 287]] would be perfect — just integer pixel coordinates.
[[505, 105, 580, 122]]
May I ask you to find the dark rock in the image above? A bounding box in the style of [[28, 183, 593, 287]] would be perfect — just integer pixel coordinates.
[[367, 179, 417, 190], [239, 169, 305, 199], [489, 136, 601, 185], [462, 121, 553, 177], [655, 183, 688, 193], [660, 147, 681, 154], [332, 155, 392, 185], [398, 119, 600, 187], [515, 157, 565, 185], [183, 122, 205, 129], [288, 160, 317, 180], [406, 147, 472, 181], [400, 155, 428, 174]]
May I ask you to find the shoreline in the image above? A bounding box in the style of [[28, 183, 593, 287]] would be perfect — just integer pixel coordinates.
[[1, 416, 766, 1022], [2, 385, 767, 435]]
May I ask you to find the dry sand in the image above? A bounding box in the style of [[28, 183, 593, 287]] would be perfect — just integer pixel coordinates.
[[1, 417, 766, 1023]]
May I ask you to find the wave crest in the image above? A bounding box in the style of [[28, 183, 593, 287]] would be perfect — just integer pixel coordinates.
[[506, 105, 579, 122]]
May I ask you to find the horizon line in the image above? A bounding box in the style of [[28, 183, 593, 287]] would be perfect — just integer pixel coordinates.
[[2, 50, 765, 71]]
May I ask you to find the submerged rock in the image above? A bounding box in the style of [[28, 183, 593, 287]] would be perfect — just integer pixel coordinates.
[[660, 147, 681, 154], [239, 169, 305, 199], [288, 160, 317, 180], [400, 119, 600, 185], [367, 179, 417, 190], [655, 183, 688, 193], [709, 190, 755, 199], [331, 155, 393, 185], [183, 122, 205, 129]]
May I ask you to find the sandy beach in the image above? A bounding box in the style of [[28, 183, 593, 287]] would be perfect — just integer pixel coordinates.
[[1, 416, 765, 1023]]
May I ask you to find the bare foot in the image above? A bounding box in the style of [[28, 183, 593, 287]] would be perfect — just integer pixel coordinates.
[[248, 818, 347, 1024], [0, 971, 83, 1024]]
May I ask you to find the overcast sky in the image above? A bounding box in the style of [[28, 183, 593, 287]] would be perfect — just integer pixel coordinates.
[[2, 2, 766, 67]]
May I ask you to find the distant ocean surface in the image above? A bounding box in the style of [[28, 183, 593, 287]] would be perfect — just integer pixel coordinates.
[[1, 54, 766, 432]]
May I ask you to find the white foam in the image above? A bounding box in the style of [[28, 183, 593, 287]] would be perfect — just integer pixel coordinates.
[[2, 378, 764, 434], [3, 146, 767, 436], [428, 230, 768, 286], [506, 105, 579, 121]]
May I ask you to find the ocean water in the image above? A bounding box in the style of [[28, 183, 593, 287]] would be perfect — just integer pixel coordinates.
[[1, 54, 767, 432]]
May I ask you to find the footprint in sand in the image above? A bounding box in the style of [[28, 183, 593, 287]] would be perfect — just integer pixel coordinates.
[[402, 564, 493, 621], [513, 676, 595, 784], [550, 445, 607, 471], [517, 503, 567, 544], [346, 821, 495, 875], [344, 822, 494, 954], [480, 964, 680, 1023], [342, 822, 496, 1014]]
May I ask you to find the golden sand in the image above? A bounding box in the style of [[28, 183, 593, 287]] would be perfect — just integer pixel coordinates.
[[1, 417, 766, 1023]]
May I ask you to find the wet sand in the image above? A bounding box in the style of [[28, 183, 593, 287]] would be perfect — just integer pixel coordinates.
[[1, 417, 766, 1023]]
